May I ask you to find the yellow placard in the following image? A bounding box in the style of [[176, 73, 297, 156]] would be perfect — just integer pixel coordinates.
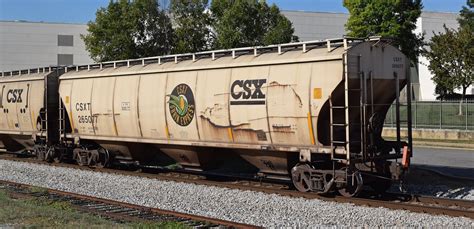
[[313, 88, 322, 99]]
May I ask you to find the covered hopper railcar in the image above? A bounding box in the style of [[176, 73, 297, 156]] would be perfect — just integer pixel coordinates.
[[0, 69, 60, 157], [0, 37, 413, 196]]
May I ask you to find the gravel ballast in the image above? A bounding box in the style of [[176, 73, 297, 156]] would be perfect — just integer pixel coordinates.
[[393, 166, 474, 200], [0, 159, 472, 227]]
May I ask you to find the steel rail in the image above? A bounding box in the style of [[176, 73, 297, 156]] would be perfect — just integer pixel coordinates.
[[0, 180, 259, 229]]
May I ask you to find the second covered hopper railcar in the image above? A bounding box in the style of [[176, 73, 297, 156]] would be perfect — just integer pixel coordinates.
[[0, 69, 60, 157]]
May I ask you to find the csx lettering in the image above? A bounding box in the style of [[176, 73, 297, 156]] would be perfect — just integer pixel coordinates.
[[6, 89, 23, 103], [231, 79, 266, 100], [76, 102, 91, 111]]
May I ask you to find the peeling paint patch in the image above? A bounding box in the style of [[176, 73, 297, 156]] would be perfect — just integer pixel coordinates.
[[200, 115, 268, 142], [268, 81, 303, 107], [199, 115, 229, 128], [199, 115, 249, 129], [199, 103, 228, 127], [272, 124, 295, 133]]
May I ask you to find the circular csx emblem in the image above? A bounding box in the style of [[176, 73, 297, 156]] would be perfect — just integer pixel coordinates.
[[168, 84, 195, 126]]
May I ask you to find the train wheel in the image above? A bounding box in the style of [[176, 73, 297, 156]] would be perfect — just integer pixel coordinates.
[[73, 148, 88, 166], [291, 164, 313, 192], [338, 170, 363, 197], [53, 154, 62, 163], [44, 147, 55, 163], [95, 148, 109, 168], [35, 146, 45, 161]]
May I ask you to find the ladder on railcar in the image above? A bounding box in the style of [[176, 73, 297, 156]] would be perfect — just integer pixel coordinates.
[[58, 97, 66, 141], [39, 109, 48, 142], [38, 75, 49, 143], [329, 54, 368, 163]]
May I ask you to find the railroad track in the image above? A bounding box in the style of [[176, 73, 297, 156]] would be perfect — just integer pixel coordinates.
[[1, 153, 473, 219], [0, 180, 258, 228]]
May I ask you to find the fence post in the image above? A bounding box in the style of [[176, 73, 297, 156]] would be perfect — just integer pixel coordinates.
[[439, 99, 442, 129], [414, 99, 417, 129], [466, 98, 469, 130], [391, 104, 394, 128]]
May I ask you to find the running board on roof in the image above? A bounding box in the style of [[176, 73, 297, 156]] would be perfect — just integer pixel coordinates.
[[1, 36, 377, 77], [0, 66, 60, 77]]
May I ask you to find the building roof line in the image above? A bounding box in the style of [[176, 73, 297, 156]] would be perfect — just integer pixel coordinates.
[[282, 10, 349, 15], [282, 10, 459, 15], [1, 10, 458, 25], [0, 20, 87, 26]]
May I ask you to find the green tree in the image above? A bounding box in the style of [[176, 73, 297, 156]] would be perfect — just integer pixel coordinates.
[[210, 0, 298, 49], [459, 0, 473, 29], [82, 0, 174, 62], [171, 0, 213, 53], [261, 3, 299, 45], [424, 2, 473, 115], [343, 0, 424, 63]]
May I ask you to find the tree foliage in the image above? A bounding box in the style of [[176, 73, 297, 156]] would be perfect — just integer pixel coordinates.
[[83, 0, 298, 60], [171, 0, 213, 53], [210, 0, 298, 49], [459, 0, 474, 29], [82, 0, 174, 62], [343, 0, 424, 63], [424, 2, 473, 114]]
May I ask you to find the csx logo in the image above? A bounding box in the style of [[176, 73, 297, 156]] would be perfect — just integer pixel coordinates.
[[230, 79, 266, 105], [6, 89, 23, 103]]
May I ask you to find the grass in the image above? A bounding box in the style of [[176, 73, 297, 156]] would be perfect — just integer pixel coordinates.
[[0, 189, 189, 228], [29, 186, 49, 195]]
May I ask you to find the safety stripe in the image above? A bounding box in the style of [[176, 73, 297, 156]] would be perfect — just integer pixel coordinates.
[[227, 127, 234, 142], [307, 112, 315, 145]]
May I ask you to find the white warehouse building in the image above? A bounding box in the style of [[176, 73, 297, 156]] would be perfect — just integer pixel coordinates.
[[0, 21, 93, 71], [0, 10, 464, 100], [281, 10, 462, 101]]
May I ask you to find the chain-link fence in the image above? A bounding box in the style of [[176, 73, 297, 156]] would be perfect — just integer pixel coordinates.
[[384, 99, 474, 130]]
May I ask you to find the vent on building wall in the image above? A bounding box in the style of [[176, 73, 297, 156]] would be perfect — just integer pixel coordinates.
[[57, 54, 73, 65], [58, 35, 74, 46]]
